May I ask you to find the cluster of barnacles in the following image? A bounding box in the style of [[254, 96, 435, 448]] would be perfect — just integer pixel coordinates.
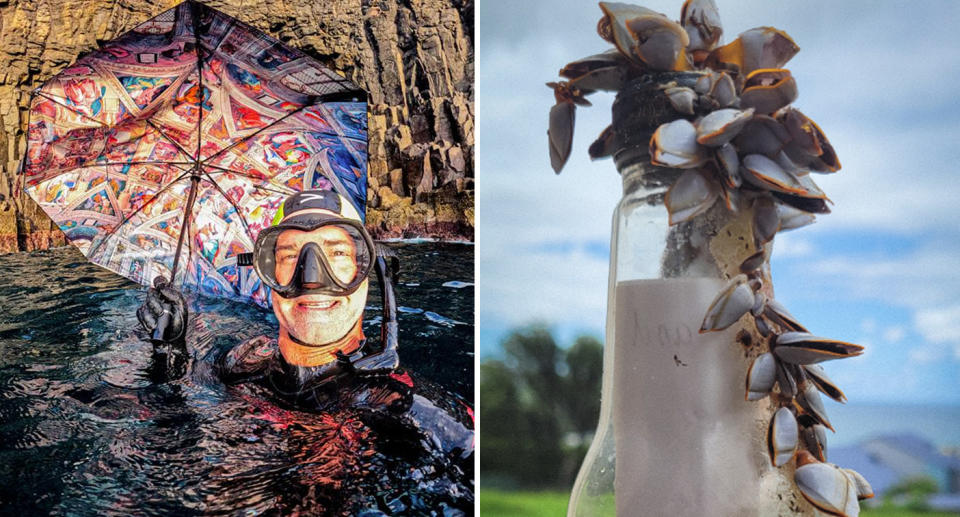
[[548, 1, 873, 515]]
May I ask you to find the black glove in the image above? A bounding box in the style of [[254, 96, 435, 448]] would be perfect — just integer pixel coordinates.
[[137, 276, 188, 345]]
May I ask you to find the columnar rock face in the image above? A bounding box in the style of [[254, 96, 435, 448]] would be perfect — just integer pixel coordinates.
[[0, 0, 474, 253]]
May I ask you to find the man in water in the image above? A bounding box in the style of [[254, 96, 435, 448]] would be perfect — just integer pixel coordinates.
[[138, 189, 473, 513]]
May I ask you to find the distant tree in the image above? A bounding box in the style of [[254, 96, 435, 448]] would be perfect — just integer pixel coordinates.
[[502, 325, 565, 421], [562, 336, 603, 438], [480, 359, 563, 487], [480, 325, 603, 489], [883, 475, 938, 511], [478, 360, 524, 480]]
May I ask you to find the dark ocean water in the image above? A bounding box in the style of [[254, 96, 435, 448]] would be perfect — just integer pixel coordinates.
[[0, 243, 474, 515]]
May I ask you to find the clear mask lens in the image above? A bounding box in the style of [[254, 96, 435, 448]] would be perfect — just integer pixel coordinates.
[[253, 219, 374, 298], [273, 225, 369, 286]]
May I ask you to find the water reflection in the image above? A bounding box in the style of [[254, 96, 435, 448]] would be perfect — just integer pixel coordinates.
[[0, 245, 474, 515]]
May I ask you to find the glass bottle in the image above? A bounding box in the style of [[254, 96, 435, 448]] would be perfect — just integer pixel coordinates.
[[567, 75, 806, 516]]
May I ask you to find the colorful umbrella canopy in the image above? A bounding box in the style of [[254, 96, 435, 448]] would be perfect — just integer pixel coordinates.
[[22, 1, 368, 307]]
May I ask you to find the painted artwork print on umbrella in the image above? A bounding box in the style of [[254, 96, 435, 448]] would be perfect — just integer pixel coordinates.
[[22, 0, 368, 307]]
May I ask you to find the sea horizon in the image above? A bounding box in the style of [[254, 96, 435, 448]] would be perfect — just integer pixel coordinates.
[[821, 402, 960, 450]]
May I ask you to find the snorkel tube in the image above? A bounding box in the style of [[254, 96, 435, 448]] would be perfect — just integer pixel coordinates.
[[353, 245, 399, 372]]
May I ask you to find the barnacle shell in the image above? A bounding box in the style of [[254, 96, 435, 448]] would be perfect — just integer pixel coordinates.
[[589, 125, 618, 160], [801, 422, 829, 462], [560, 50, 631, 92], [665, 169, 719, 225], [599, 2, 690, 71], [797, 381, 834, 431], [841, 468, 874, 500], [547, 81, 592, 106], [708, 26, 799, 76], [795, 172, 829, 200], [795, 461, 861, 517], [650, 119, 709, 168], [720, 182, 741, 212], [560, 49, 629, 76], [776, 359, 797, 398], [779, 108, 841, 173], [804, 364, 847, 403], [665, 86, 697, 115], [681, 0, 722, 52], [597, 3, 656, 45], [708, 72, 738, 107], [772, 190, 831, 215], [776, 201, 816, 231], [752, 195, 780, 246], [746, 352, 777, 401], [696, 108, 754, 146], [700, 274, 754, 332], [740, 68, 798, 114], [751, 291, 766, 317], [716, 143, 741, 187], [768, 407, 799, 466], [775, 332, 865, 365], [548, 101, 575, 173], [735, 115, 791, 156], [694, 72, 714, 94], [739, 250, 765, 274], [741, 154, 809, 195], [764, 299, 808, 333]]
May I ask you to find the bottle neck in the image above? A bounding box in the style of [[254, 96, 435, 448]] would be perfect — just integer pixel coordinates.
[[617, 153, 678, 201], [614, 153, 733, 280]]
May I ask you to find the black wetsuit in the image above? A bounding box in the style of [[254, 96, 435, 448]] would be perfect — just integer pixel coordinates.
[[212, 335, 475, 515]]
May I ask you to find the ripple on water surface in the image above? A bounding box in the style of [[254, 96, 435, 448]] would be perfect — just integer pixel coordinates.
[[0, 244, 474, 515]]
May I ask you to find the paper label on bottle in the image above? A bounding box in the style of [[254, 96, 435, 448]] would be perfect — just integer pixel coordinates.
[[613, 278, 766, 516]]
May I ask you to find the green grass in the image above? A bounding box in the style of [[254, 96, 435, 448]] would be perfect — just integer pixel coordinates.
[[862, 508, 960, 517], [479, 489, 569, 517], [478, 490, 960, 517]]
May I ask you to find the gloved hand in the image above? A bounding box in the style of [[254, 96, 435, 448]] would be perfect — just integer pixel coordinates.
[[137, 276, 188, 344]]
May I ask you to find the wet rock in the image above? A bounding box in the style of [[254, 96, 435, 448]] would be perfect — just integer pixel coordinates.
[[0, 0, 474, 253]]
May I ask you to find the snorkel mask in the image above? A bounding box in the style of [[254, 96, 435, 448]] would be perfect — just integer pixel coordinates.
[[252, 190, 376, 299]]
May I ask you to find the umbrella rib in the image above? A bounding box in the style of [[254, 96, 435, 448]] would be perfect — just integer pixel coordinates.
[[171, 173, 200, 282], [192, 1, 205, 161], [87, 169, 194, 260], [303, 129, 367, 144], [199, 101, 315, 166], [97, 160, 196, 168], [198, 168, 254, 242], [39, 160, 196, 181], [34, 92, 111, 129], [201, 163, 296, 195], [144, 119, 198, 164]]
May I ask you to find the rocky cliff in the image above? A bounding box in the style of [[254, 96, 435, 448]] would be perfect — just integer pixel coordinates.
[[0, 0, 473, 252]]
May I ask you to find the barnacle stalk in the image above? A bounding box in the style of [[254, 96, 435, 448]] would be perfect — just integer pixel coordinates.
[[556, 2, 867, 516]]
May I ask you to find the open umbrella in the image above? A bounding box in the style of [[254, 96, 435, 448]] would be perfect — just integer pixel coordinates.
[[21, 0, 368, 308]]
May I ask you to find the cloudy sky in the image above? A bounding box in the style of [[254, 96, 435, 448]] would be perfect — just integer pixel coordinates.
[[475, 0, 960, 405]]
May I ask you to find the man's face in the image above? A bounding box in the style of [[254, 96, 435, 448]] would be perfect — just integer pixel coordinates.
[[270, 225, 367, 345]]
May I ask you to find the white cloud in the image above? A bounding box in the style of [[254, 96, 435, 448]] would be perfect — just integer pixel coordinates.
[[803, 244, 960, 308], [772, 233, 814, 259], [882, 325, 906, 343], [914, 305, 960, 345], [477, 246, 609, 328], [909, 346, 940, 365]]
